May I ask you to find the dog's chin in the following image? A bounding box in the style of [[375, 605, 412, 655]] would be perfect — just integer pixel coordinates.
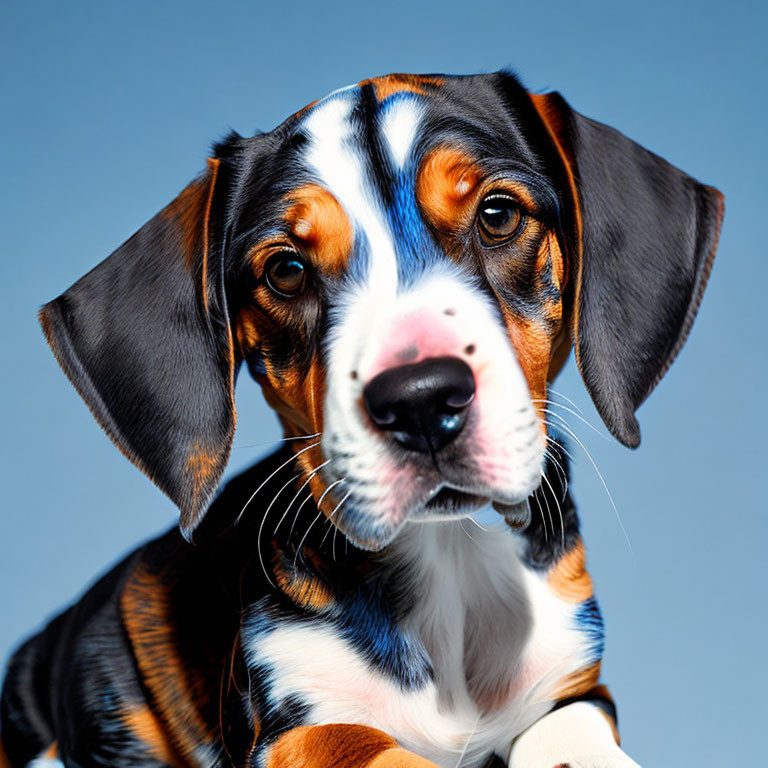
[[330, 508, 406, 552], [330, 486, 535, 552]]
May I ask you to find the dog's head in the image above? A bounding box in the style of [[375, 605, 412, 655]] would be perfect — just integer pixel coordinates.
[[40, 73, 723, 549]]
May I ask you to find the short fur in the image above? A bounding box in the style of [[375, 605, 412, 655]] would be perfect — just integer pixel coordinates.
[[1, 72, 723, 768]]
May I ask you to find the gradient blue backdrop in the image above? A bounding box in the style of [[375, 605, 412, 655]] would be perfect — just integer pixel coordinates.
[[1, 2, 765, 765]]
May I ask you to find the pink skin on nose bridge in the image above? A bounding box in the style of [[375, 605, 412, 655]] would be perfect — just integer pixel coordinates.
[[366, 309, 466, 381]]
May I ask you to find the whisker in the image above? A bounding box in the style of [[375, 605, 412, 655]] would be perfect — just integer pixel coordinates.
[[235, 441, 321, 526], [319, 515, 336, 548], [546, 387, 586, 416], [232, 432, 321, 451], [466, 515, 490, 533], [327, 488, 352, 523], [294, 486, 351, 570], [543, 445, 566, 488], [273, 460, 331, 536], [543, 445, 569, 501], [541, 469, 566, 550], [533, 485, 551, 543], [290, 478, 345, 540], [255, 469, 307, 587], [536, 404, 608, 442], [318, 483, 351, 547], [543, 418, 636, 563], [320, 517, 338, 547], [292, 509, 324, 570], [454, 712, 481, 768], [289, 489, 317, 540], [459, 519, 476, 543], [548, 435, 577, 466], [541, 481, 555, 542], [317, 478, 345, 507]]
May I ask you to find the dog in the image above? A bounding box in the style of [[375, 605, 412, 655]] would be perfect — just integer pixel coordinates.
[[0, 72, 723, 768]]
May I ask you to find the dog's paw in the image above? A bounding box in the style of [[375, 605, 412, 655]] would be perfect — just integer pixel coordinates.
[[507, 703, 641, 768]]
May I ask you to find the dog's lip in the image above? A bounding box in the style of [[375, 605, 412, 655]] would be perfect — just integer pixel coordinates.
[[423, 486, 489, 512], [405, 473, 540, 517], [417, 486, 533, 524]]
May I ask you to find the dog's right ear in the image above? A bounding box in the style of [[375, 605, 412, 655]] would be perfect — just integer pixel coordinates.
[[39, 155, 238, 540]]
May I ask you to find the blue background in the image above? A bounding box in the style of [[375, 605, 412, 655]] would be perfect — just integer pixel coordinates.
[[1, 2, 765, 765]]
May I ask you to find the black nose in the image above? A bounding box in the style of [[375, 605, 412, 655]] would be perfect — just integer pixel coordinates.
[[363, 356, 475, 454]]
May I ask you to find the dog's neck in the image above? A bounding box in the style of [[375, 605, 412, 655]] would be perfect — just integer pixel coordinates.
[[380, 440, 576, 713], [387, 520, 532, 712]]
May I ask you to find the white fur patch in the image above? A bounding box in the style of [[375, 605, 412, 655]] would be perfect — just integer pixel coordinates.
[[27, 760, 65, 768], [380, 98, 424, 168], [393, 522, 595, 709]]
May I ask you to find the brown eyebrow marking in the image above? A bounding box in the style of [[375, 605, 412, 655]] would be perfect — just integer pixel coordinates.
[[283, 184, 354, 275], [358, 73, 443, 101], [417, 145, 547, 243], [416, 146, 483, 235]]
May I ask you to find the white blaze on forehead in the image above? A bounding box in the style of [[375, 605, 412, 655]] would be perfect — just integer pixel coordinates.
[[380, 97, 424, 169], [302, 93, 398, 293]]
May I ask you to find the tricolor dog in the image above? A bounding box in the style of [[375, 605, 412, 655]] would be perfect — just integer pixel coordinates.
[[0, 72, 723, 768]]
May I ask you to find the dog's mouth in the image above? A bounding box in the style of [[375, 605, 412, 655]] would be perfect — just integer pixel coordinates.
[[315, 434, 545, 548], [405, 483, 534, 526], [324, 475, 537, 550], [422, 487, 488, 515]]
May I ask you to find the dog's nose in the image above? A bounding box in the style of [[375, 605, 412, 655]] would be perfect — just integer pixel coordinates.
[[363, 356, 475, 453]]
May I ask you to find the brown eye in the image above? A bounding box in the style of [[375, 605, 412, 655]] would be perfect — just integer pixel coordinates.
[[265, 252, 309, 297], [477, 193, 524, 245]]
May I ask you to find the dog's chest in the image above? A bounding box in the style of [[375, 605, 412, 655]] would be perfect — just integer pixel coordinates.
[[246, 523, 591, 767]]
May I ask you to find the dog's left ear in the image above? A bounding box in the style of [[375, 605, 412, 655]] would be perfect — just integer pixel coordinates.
[[529, 91, 724, 448], [39, 157, 237, 539]]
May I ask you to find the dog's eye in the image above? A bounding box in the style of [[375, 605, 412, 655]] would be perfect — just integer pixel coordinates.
[[265, 252, 309, 297], [477, 193, 524, 245]]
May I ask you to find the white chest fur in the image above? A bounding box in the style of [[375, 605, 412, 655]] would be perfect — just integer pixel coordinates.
[[247, 521, 595, 768]]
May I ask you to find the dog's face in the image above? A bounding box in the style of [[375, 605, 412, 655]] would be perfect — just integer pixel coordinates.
[[40, 73, 723, 549], [231, 75, 568, 547]]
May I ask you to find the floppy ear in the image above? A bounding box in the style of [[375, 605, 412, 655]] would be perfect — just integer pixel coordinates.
[[39, 158, 237, 538], [529, 92, 724, 448]]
